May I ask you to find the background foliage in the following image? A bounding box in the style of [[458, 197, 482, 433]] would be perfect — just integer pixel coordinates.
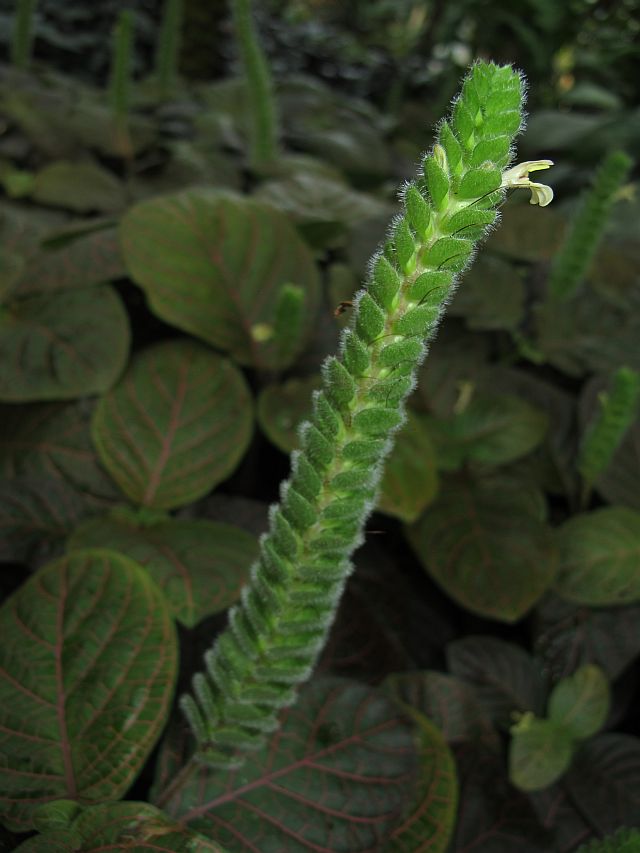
[[0, 0, 638, 850]]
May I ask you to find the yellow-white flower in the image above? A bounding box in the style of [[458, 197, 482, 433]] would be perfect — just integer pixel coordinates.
[[501, 159, 554, 206]]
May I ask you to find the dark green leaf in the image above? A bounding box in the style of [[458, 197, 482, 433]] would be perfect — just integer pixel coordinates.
[[31, 161, 126, 213], [14, 801, 225, 852], [154, 678, 417, 852], [449, 254, 525, 331], [534, 594, 640, 681], [0, 400, 119, 504], [595, 420, 640, 510], [565, 734, 640, 834], [13, 226, 126, 297], [0, 549, 177, 831], [487, 199, 566, 261], [408, 475, 557, 622], [446, 636, 546, 726], [257, 375, 319, 453], [377, 411, 439, 523], [120, 189, 321, 369], [576, 828, 640, 853], [0, 475, 91, 564], [424, 393, 548, 470], [452, 742, 552, 852], [69, 512, 258, 627], [0, 285, 130, 401], [384, 671, 499, 748], [92, 340, 253, 510], [555, 508, 640, 606]]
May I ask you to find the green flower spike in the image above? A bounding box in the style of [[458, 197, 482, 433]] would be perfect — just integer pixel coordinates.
[[180, 60, 550, 769], [501, 159, 554, 206]]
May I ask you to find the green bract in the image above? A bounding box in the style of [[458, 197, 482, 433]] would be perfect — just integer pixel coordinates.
[[181, 61, 530, 767]]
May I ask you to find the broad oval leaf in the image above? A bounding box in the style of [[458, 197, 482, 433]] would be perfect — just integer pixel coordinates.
[[446, 635, 547, 726], [548, 665, 610, 741], [0, 400, 119, 504], [0, 475, 91, 564], [378, 411, 439, 523], [69, 511, 258, 628], [0, 549, 178, 831], [384, 671, 499, 748], [449, 254, 525, 331], [425, 393, 548, 470], [596, 420, 640, 510], [565, 734, 640, 834], [92, 339, 253, 510], [257, 374, 318, 453], [509, 716, 574, 792], [14, 226, 126, 297], [31, 161, 126, 214], [120, 189, 321, 369], [0, 285, 130, 401], [386, 706, 458, 853], [154, 678, 418, 852], [535, 594, 640, 681], [15, 801, 225, 852], [555, 508, 640, 605], [407, 476, 557, 622]]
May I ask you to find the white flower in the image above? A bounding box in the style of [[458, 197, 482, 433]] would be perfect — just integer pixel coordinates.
[[501, 159, 554, 206]]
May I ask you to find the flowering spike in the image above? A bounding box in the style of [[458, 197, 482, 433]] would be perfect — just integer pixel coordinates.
[[181, 61, 552, 769]]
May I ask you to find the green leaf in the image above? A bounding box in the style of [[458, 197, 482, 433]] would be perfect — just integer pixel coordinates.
[[254, 171, 388, 239], [0, 475, 91, 564], [31, 161, 126, 213], [386, 707, 458, 853], [0, 285, 130, 401], [554, 508, 640, 606], [0, 400, 119, 504], [0, 549, 178, 831], [534, 594, 640, 682], [120, 189, 321, 369], [452, 740, 552, 851], [446, 635, 546, 726], [92, 339, 253, 510], [595, 420, 640, 510], [68, 512, 258, 628], [548, 665, 610, 740], [408, 476, 557, 622], [449, 255, 525, 331], [509, 715, 575, 792], [257, 374, 319, 453], [377, 411, 439, 523], [12, 226, 126, 297], [487, 199, 566, 261], [565, 734, 640, 835], [384, 671, 499, 749], [576, 828, 640, 853], [154, 678, 417, 851], [424, 393, 548, 470], [14, 801, 225, 852], [536, 283, 640, 377]]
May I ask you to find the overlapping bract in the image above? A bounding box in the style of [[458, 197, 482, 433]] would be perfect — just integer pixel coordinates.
[[181, 61, 526, 767]]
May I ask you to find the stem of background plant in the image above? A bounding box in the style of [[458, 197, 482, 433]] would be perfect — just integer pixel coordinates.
[[155, 0, 183, 100], [229, 0, 279, 171], [11, 0, 37, 71], [109, 9, 135, 162], [179, 62, 550, 772], [547, 149, 632, 301]]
